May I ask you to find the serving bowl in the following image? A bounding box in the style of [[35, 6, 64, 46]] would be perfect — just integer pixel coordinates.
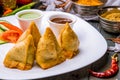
[[71, 0, 107, 20], [15, 9, 43, 31], [48, 12, 76, 38], [98, 6, 120, 34]]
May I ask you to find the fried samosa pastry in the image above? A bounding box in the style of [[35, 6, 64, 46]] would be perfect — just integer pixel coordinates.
[[58, 23, 80, 59], [3, 34, 36, 70], [17, 21, 41, 47], [36, 27, 65, 69]]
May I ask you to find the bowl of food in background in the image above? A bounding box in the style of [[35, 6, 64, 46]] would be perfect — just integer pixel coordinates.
[[71, 0, 107, 20], [98, 6, 120, 34], [0, 0, 16, 9], [48, 12, 76, 38]]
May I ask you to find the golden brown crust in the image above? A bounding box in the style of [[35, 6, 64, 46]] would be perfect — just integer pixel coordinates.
[[17, 21, 41, 47], [3, 34, 36, 70], [4, 60, 32, 70], [36, 27, 65, 69], [3, 22, 80, 70], [58, 23, 80, 59], [28, 22, 41, 47]]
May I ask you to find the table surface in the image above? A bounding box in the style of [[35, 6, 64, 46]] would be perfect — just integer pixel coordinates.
[[36, 20, 120, 80], [0, 1, 120, 79]]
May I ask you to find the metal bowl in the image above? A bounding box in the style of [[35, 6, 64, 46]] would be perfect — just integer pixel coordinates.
[[71, 0, 107, 20], [98, 6, 120, 34]]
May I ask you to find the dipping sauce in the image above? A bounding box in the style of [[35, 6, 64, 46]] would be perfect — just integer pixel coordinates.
[[51, 18, 72, 24], [19, 12, 41, 19], [101, 9, 120, 22]]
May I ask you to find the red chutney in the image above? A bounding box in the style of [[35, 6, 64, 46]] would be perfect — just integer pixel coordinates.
[[51, 18, 72, 24]]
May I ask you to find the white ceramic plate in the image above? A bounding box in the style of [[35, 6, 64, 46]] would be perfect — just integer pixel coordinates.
[[0, 11, 107, 79]]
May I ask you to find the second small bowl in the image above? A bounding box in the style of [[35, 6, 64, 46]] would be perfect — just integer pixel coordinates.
[[48, 12, 76, 38]]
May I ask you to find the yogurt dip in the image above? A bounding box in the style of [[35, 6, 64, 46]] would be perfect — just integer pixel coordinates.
[[19, 12, 41, 20]]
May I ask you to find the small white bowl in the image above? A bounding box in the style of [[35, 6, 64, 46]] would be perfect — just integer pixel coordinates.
[[15, 9, 43, 31], [48, 12, 76, 38]]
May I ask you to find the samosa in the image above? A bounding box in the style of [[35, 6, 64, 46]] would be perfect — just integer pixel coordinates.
[[58, 23, 80, 59], [17, 21, 41, 47], [36, 27, 65, 69], [3, 34, 36, 70]]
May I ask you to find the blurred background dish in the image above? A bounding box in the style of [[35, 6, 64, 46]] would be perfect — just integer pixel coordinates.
[[0, 0, 16, 9], [98, 6, 120, 34], [71, 0, 107, 20]]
